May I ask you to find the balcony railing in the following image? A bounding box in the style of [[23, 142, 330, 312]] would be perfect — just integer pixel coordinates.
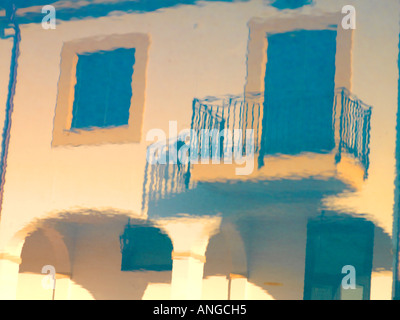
[[190, 93, 263, 160], [335, 88, 372, 178], [141, 139, 195, 212], [141, 88, 372, 210], [190, 89, 372, 177]]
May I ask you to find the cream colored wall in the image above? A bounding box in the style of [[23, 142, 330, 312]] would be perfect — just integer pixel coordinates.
[[0, 0, 273, 251], [322, 0, 400, 238]]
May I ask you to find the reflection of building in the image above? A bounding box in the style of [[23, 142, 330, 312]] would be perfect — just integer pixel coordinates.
[[0, 0, 398, 300], [140, 6, 390, 301]]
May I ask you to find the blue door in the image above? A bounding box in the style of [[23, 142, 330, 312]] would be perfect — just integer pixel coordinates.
[[261, 29, 337, 157]]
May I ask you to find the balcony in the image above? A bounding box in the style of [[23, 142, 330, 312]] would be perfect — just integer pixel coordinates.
[[141, 88, 372, 211], [190, 92, 263, 159], [141, 138, 195, 212], [189, 88, 371, 183]]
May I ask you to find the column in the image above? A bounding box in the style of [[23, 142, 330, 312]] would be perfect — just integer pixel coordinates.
[[0, 252, 21, 299], [229, 273, 248, 300], [158, 215, 222, 300]]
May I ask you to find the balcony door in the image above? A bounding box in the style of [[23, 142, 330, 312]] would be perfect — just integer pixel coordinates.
[[261, 29, 337, 156]]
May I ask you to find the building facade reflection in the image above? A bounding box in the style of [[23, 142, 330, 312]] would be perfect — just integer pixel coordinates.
[[0, 0, 398, 300]]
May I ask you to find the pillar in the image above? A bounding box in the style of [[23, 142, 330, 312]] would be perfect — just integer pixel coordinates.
[[158, 215, 222, 300]]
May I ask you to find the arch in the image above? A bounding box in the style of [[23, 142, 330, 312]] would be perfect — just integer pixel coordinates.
[[1, 209, 175, 299], [120, 221, 174, 272], [204, 221, 247, 278], [18, 226, 72, 275], [0, 216, 72, 299]]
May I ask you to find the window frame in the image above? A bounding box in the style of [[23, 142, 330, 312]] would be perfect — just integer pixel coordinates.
[[244, 13, 353, 153], [52, 33, 150, 147]]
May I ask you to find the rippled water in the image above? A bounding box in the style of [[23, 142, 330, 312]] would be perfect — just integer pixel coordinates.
[[0, 0, 399, 300]]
